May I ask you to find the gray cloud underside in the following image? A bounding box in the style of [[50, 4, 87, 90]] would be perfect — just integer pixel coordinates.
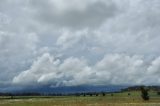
[[0, 0, 160, 87]]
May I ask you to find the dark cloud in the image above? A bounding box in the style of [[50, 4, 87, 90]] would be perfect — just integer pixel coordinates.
[[30, 0, 118, 29]]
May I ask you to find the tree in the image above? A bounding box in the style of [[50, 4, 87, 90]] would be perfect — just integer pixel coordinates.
[[83, 93, 86, 97], [102, 92, 105, 96], [111, 93, 113, 96], [128, 93, 131, 96], [140, 86, 149, 100], [96, 93, 99, 96], [89, 93, 93, 96]]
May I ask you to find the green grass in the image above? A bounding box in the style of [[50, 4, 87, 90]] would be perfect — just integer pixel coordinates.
[[0, 91, 160, 106]]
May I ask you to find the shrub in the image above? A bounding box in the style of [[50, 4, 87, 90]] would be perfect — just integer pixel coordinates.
[[140, 86, 149, 101]]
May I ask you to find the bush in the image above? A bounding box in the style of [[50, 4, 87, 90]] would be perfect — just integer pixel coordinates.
[[157, 92, 160, 95], [110, 93, 114, 96], [140, 86, 149, 101], [102, 92, 105, 96], [128, 93, 131, 96]]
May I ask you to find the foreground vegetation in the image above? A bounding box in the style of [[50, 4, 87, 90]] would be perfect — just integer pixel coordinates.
[[0, 91, 160, 106]]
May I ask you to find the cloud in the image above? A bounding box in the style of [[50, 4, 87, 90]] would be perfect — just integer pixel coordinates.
[[13, 53, 94, 86], [0, 0, 160, 89], [56, 29, 89, 49], [13, 53, 59, 86], [30, 0, 118, 29], [0, 31, 38, 82], [12, 53, 160, 86], [95, 54, 145, 85], [145, 57, 160, 84]]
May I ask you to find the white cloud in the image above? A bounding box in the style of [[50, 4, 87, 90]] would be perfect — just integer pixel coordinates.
[[13, 53, 94, 86], [95, 54, 145, 85], [13, 53, 60, 86], [147, 57, 160, 74], [56, 29, 89, 49], [145, 57, 160, 84], [12, 53, 160, 86]]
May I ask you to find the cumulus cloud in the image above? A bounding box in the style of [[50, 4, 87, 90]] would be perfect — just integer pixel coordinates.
[[13, 53, 59, 86], [12, 53, 160, 86], [56, 29, 89, 49], [13, 53, 93, 86], [145, 57, 160, 84]]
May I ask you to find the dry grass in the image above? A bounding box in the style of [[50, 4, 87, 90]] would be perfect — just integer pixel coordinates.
[[0, 91, 160, 106], [0, 96, 160, 106]]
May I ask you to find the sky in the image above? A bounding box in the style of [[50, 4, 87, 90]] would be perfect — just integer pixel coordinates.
[[0, 0, 160, 91]]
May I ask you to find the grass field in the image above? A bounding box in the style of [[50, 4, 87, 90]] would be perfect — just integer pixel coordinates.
[[0, 91, 160, 106]]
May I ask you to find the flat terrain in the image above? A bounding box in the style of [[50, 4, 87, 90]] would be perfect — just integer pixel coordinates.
[[0, 91, 160, 106]]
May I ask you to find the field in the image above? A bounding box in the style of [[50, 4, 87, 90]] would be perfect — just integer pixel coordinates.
[[0, 91, 160, 106]]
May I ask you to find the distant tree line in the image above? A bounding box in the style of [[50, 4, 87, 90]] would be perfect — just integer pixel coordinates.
[[121, 86, 160, 92], [0, 92, 41, 96], [0, 92, 117, 97]]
